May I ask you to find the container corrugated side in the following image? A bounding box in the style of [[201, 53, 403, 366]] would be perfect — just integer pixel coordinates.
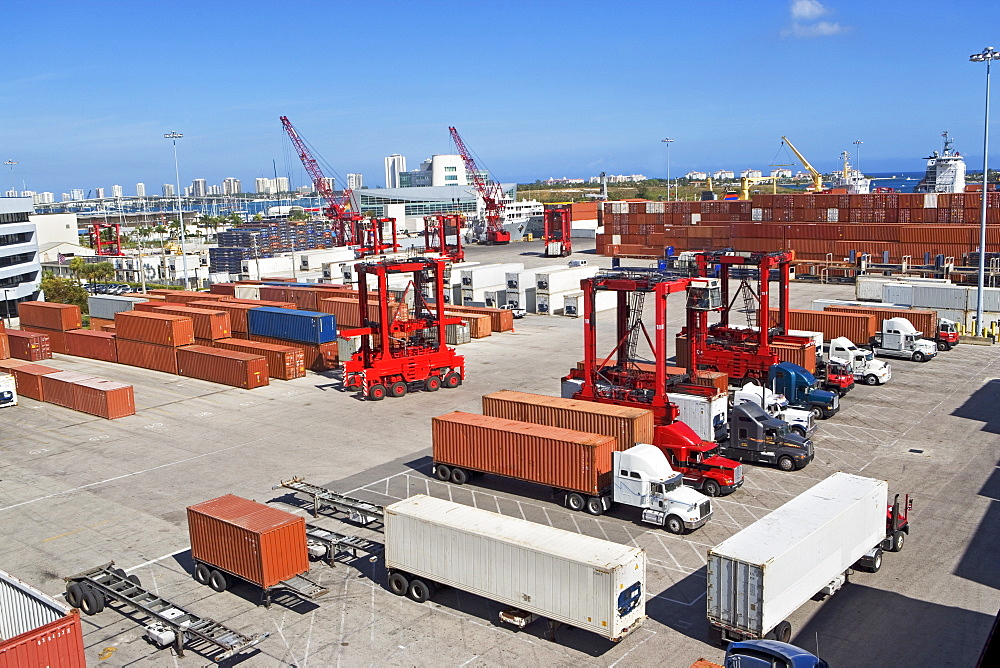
[[40, 371, 97, 409], [144, 304, 232, 340], [432, 411, 617, 495], [65, 329, 118, 363], [155, 290, 230, 304], [176, 345, 270, 389], [248, 335, 338, 371], [0, 570, 86, 668], [187, 300, 259, 332], [3, 329, 51, 361], [0, 360, 60, 401], [385, 495, 646, 641], [19, 326, 69, 354], [481, 390, 654, 448], [187, 494, 309, 588], [73, 378, 135, 419], [824, 305, 938, 337], [208, 282, 238, 296], [247, 307, 337, 344], [87, 294, 148, 320], [444, 304, 514, 332], [770, 309, 877, 345], [16, 302, 82, 331], [114, 311, 196, 347], [115, 339, 178, 374], [0, 334, 7, 360], [213, 338, 306, 380]]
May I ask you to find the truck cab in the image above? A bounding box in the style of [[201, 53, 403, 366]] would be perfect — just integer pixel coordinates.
[[826, 337, 891, 386], [767, 362, 839, 419], [613, 444, 713, 534], [732, 383, 816, 439], [874, 317, 937, 362], [722, 402, 814, 471], [653, 422, 744, 498], [725, 640, 829, 668], [937, 318, 959, 350]]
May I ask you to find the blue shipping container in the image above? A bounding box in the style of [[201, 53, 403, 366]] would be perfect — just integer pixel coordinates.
[[246, 307, 337, 344]]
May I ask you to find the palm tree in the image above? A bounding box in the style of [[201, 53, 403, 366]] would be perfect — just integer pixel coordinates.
[[68, 257, 87, 283]]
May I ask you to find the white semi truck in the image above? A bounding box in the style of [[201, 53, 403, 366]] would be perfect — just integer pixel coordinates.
[[384, 494, 648, 641], [825, 337, 892, 386], [731, 383, 816, 438], [872, 317, 937, 362]]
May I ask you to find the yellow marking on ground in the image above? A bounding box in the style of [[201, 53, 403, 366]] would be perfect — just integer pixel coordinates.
[[42, 519, 113, 542]]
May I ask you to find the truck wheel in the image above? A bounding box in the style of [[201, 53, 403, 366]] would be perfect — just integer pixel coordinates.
[[810, 406, 823, 420], [65, 582, 85, 608], [566, 493, 585, 511], [127, 574, 141, 587], [209, 570, 229, 592], [869, 549, 883, 572], [407, 579, 433, 603], [586, 496, 604, 516], [665, 515, 685, 535], [777, 455, 796, 472], [912, 351, 926, 363], [368, 384, 386, 401], [388, 572, 409, 596], [194, 563, 211, 585], [424, 376, 441, 392], [79, 590, 105, 615], [389, 381, 407, 398], [891, 530, 905, 552], [864, 374, 879, 386], [774, 621, 792, 643], [450, 468, 468, 485], [443, 372, 462, 389], [702, 480, 721, 497], [434, 464, 451, 481], [937, 340, 948, 351], [791, 426, 806, 439]]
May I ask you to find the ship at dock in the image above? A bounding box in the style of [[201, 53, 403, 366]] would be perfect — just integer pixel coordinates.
[[828, 151, 871, 194], [914, 131, 967, 194]]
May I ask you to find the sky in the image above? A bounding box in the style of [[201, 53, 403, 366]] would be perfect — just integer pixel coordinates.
[[3, 0, 1000, 197]]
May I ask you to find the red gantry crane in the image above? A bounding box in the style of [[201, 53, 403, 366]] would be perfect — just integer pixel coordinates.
[[280, 115, 363, 246], [448, 126, 510, 244]]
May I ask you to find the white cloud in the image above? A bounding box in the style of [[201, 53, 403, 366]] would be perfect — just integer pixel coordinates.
[[784, 20, 849, 38], [791, 0, 828, 20], [783, 0, 849, 38]]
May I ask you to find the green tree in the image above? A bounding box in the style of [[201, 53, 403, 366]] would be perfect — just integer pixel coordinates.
[[68, 256, 87, 283], [40, 272, 90, 313]]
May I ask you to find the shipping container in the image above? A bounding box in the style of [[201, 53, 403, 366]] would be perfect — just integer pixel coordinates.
[[248, 334, 338, 371], [115, 339, 179, 374], [385, 495, 646, 642], [142, 304, 232, 340], [0, 569, 87, 668], [432, 411, 617, 496], [114, 311, 196, 347], [234, 285, 261, 300], [3, 329, 51, 361], [246, 307, 336, 344], [824, 305, 938, 337], [187, 494, 310, 589], [87, 294, 148, 320], [769, 309, 877, 345], [88, 317, 115, 332], [213, 338, 306, 380], [0, 360, 60, 401], [0, 332, 7, 360], [707, 473, 887, 641], [535, 266, 600, 294], [505, 265, 565, 291], [459, 263, 525, 291], [0, 372, 14, 407], [417, 323, 472, 346], [19, 326, 68, 354], [73, 378, 135, 419], [208, 282, 238, 296], [443, 304, 514, 332], [156, 290, 230, 305], [16, 302, 82, 331], [187, 300, 259, 332], [65, 329, 118, 363], [176, 345, 270, 389], [481, 390, 654, 448], [40, 371, 97, 409]]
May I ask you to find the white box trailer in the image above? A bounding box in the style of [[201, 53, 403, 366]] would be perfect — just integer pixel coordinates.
[[536, 266, 600, 294], [706, 473, 888, 644], [536, 290, 577, 315], [667, 391, 729, 442], [506, 265, 565, 292], [460, 263, 524, 290], [385, 495, 647, 642]]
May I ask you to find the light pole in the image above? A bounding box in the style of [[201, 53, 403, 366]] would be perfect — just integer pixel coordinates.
[[164, 131, 189, 289], [852, 140, 863, 175], [661, 138, 674, 201], [3, 160, 16, 194], [970, 47, 999, 336]]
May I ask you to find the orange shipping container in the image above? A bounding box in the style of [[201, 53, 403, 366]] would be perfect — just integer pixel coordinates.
[[19, 326, 69, 354], [144, 304, 232, 340], [73, 378, 136, 419], [444, 304, 514, 332], [155, 290, 230, 304], [88, 317, 115, 331], [187, 494, 310, 589], [40, 371, 97, 409], [0, 574, 87, 668], [4, 329, 51, 361], [114, 311, 195, 346], [432, 411, 618, 496], [115, 339, 179, 374], [770, 309, 877, 344], [0, 333, 7, 360], [0, 359, 60, 401], [248, 334, 338, 371], [187, 300, 259, 332], [65, 329, 118, 363], [213, 338, 306, 380], [176, 345, 270, 389], [824, 305, 938, 336], [481, 390, 654, 448], [16, 302, 82, 331]]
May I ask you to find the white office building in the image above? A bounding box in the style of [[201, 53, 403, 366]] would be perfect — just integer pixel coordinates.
[[95, 187, 106, 198], [190, 179, 207, 197], [347, 173, 363, 190], [399, 155, 468, 188], [740, 169, 763, 178], [112, 184, 123, 198], [70, 188, 85, 200], [162, 183, 175, 196], [207, 185, 222, 195], [685, 171, 708, 180], [223, 177, 242, 195], [384, 154, 406, 188], [255, 177, 273, 194], [136, 182, 146, 197], [0, 196, 42, 319], [770, 169, 792, 178], [712, 170, 735, 180]]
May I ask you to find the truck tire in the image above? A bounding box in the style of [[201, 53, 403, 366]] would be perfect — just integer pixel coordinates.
[[208, 569, 229, 592], [65, 583, 85, 608], [566, 493, 585, 511], [937, 340, 949, 351], [127, 574, 141, 587], [774, 621, 792, 643], [80, 589, 105, 615], [407, 579, 433, 603], [702, 480, 721, 497], [777, 455, 796, 472], [912, 351, 926, 363], [791, 425, 806, 438], [449, 467, 468, 485], [434, 464, 451, 481], [388, 572, 409, 596], [665, 515, 685, 534], [368, 384, 387, 401], [194, 563, 211, 585], [443, 373, 462, 389], [424, 376, 441, 392], [864, 374, 879, 386], [891, 530, 905, 552], [810, 406, 823, 420], [586, 496, 604, 516]]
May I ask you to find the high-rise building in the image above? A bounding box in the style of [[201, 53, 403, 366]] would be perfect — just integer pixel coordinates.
[[19, 191, 35, 199], [384, 154, 406, 188], [347, 173, 363, 190], [255, 177, 273, 194], [3, 189, 16, 198], [183, 186, 192, 197], [321, 177, 335, 192], [0, 197, 42, 320], [222, 177, 242, 195], [190, 179, 207, 197], [95, 187, 106, 198], [162, 183, 175, 196], [398, 155, 467, 188], [274, 177, 290, 193], [207, 185, 222, 195], [136, 183, 146, 197], [70, 188, 85, 200], [111, 184, 123, 198], [32, 192, 54, 204], [61, 193, 71, 202]]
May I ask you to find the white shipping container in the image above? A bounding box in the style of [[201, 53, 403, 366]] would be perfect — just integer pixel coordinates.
[[506, 265, 565, 291], [536, 266, 600, 294], [855, 276, 894, 301], [234, 285, 261, 300], [460, 263, 524, 290], [882, 283, 914, 306], [87, 295, 148, 320], [909, 284, 970, 310], [826, 208, 839, 222], [667, 391, 729, 442], [562, 290, 617, 317], [751, 208, 763, 222], [419, 323, 472, 345], [297, 247, 356, 270], [0, 569, 72, 643], [337, 334, 362, 363], [707, 473, 887, 639], [504, 287, 537, 312], [385, 495, 646, 641], [536, 290, 575, 315]]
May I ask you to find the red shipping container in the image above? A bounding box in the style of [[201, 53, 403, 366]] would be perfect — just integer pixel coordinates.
[[73, 378, 135, 419], [16, 302, 82, 331], [0, 359, 60, 401], [187, 300, 259, 332], [20, 326, 69, 354], [115, 339, 178, 374], [88, 317, 115, 331], [208, 282, 238, 296], [225, 299, 298, 309], [0, 333, 7, 360], [4, 329, 51, 361], [213, 338, 306, 380], [0, 571, 87, 668], [249, 334, 337, 371], [152, 289, 230, 304], [141, 304, 232, 340], [176, 345, 270, 389], [114, 311, 195, 347], [187, 494, 309, 588], [65, 329, 118, 363], [40, 371, 97, 409]]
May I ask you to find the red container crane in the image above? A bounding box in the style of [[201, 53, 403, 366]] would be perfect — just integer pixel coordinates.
[[422, 213, 464, 262], [448, 126, 510, 245], [88, 221, 122, 256], [343, 257, 466, 400], [543, 204, 572, 257]]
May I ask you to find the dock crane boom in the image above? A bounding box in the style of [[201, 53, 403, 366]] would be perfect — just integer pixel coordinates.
[[780, 136, 824, 192], [280, 115, 362, 245], [449, 126, 511, 244]]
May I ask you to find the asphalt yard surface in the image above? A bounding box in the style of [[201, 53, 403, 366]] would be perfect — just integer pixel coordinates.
[[1, 240, 997, 667]]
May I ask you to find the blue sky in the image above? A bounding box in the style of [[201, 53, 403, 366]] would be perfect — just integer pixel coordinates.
[[3, 0, 1000, 196]]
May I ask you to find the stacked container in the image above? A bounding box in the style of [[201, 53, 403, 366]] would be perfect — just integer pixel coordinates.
[[3, 329, 52, 361], [246, 334, 338, 372], [0, 359, 60, 401], [17, 302, 83, 354], [504, 264, 564, 312], [88, 294, 148, 320], [213, 338, 306, 380], [459, 263, 524, 305], [134, 303, 232, 342], [246, 307, 336, 345], [114, 311, 195, 374], [65, 329, 119, 363], [176, 345, 270, 389], [535, 266, 600, 315], [0, 320, 8, 359]]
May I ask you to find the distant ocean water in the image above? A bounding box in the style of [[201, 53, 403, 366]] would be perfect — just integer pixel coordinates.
[[782, 172, 927, 193]]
